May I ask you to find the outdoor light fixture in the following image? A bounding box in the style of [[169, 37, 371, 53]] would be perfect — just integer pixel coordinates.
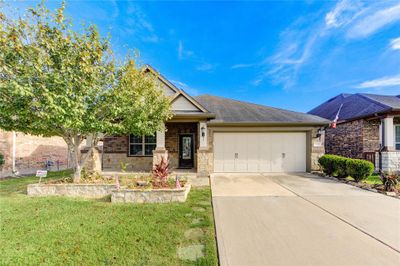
[[315, 128, 322, 138], [201, 126, 206, 138]]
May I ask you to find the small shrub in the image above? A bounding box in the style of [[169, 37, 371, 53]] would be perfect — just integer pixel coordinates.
[[333, 156, 349, 178], [0, 153, 4, 167], [318, 155, 336, 175], [346, 159, 374, 182]]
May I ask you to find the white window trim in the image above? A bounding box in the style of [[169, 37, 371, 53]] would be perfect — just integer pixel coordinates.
[[128, 135, 156, 157], [395, 124, 400, 150]]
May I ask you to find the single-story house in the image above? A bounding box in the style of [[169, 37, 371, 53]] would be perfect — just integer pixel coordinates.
[[0, 130, 70, 178], [102, 65, 330, 177], [308, 93, 400, 173]]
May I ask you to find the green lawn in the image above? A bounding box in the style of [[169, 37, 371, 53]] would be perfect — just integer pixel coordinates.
[[0, 171, 218, 265], [345, 173, 382, 185]]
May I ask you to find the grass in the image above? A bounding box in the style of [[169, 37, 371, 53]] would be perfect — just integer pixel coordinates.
[[0, 170, 218, 265], [345, 173, 382, 185]]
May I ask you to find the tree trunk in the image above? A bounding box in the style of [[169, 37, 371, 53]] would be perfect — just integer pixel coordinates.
[[72, 143, 81, 183], [63, 134, 99, 183]]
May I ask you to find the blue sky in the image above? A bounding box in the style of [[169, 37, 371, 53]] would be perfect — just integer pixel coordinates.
[[5, 0, 400, 112]]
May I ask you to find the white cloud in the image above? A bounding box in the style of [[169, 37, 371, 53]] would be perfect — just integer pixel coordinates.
[[347, 3, 400, 39], [196, 63, 215, 71], [170, 80, 199, 96], [231, 63, 256, 69], [390, 37, 400, 50], [123, 3, 160, 43], [356, 75, 400, 88], [178, 41, 194, 60], [325, 0, 363, 28]]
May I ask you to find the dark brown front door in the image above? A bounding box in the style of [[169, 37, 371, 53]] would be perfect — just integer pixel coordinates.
[[179, 134, 194, 168]]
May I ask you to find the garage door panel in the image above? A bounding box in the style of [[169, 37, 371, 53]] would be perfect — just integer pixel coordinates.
[[213, 132, 306, 173]]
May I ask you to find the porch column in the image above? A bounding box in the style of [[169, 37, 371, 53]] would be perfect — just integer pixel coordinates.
[[381, 116, 395, 151], [153, 123, 168, 167], [156, 124, 166, 150], [199, 121, 208, 149]]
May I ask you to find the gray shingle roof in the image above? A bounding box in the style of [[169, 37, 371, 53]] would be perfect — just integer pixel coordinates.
[[308, 93, 400, 121], [195, 94, 330, 125]]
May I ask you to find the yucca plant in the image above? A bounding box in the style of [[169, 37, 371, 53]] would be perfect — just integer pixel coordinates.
[[153, 156, 170, 187], [379, 171, 399, 192]]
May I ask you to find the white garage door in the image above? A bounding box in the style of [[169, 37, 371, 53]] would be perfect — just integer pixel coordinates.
[[214, 132, 307, 173]]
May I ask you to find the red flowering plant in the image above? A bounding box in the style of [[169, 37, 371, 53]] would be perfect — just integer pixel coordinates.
[[152, 155, 170, 188]]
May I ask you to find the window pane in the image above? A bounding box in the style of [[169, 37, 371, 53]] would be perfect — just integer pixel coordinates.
[[396, 126, 400, 142], [145, 135, 156, 144], [130, 135, 142, 144], [144, 144, 156, 155], [396, 144, 400, 150], [130, 144, 143, 156]]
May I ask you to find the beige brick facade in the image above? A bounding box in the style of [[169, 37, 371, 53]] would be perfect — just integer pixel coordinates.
[[0, 130, 69, 178]]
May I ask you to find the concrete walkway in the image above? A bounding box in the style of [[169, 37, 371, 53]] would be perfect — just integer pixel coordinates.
[[211, 173, 400, 266]]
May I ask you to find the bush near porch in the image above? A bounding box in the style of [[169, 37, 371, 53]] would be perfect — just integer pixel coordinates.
[[319, 154, 374, 182], [0, 171, 217, 265]]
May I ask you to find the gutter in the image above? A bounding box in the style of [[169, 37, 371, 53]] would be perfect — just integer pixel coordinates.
[[207, 121, 331, 127]]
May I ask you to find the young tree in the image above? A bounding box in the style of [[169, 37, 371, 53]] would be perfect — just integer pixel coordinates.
[[0, 3, 172, 182]]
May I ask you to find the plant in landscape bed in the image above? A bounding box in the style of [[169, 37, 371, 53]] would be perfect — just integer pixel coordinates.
[[319, 154, 374, 182], [379, 171, 399, 192], [153, 156, 171, 188], [346, 159, 374, 182], [318, 155, 336, 176]]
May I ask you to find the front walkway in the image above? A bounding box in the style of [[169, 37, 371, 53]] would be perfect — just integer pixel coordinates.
[[211, 173, 400, 266]]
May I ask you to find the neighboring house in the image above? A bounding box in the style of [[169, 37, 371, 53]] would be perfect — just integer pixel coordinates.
[[309, 93, 400, 173], [0, 130, 70, 178], [102, 66, 329, 176]]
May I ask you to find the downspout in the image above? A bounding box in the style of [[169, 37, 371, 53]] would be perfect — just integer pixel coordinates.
[[12, 131, 17, 174], [379, 120, 385, 172]]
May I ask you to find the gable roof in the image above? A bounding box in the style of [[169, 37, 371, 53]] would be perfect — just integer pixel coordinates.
[[195, 94, 330, 125], [143, 65, 211, 114], [308, 93, 400, 122]]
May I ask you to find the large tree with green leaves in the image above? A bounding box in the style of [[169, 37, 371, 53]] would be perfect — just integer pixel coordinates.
[[0, 2, 172, 182]]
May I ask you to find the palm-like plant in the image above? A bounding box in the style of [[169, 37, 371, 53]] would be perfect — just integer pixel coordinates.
[[153, 156, 170, 187]]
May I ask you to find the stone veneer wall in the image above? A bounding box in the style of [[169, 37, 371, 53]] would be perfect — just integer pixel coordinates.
[[375, 151, 400, 173], [0, 130, 69, 178], [311, 127, 325, 171]]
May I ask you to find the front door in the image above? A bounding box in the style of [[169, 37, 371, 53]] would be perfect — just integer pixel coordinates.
[[179, 134, 194, 168]]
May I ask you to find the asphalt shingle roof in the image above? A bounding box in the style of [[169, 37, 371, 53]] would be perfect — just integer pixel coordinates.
[[195, 94, 330, 124], [308, 93, 400, 121]]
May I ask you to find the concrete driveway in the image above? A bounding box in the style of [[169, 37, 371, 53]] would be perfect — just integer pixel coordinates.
[[211, 173, 400, 266]]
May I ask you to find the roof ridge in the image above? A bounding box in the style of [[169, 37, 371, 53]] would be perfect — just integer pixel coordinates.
[[355, 93, 393, 110]]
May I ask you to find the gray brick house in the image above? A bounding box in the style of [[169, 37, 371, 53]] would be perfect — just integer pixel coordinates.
[[309, 93, 400, 173], [101, 65, 329, 177]]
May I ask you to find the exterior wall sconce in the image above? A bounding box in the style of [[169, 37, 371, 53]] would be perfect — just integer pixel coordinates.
[[315, 128, 322, 138], [201, 126, 206, 138]]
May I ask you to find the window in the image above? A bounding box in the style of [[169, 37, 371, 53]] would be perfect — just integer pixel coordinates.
[[395, 125, 400, 150], [129, 135, 156, 156]]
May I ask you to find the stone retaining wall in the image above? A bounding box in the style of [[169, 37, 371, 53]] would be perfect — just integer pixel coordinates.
[[27, 183, 116, 198], [111, 184, 191, 203]]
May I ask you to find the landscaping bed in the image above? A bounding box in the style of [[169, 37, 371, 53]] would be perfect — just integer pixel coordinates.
[[27, 169, 190, 203], [0, 171, 218, 265], [318, 154, 399, 198]]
